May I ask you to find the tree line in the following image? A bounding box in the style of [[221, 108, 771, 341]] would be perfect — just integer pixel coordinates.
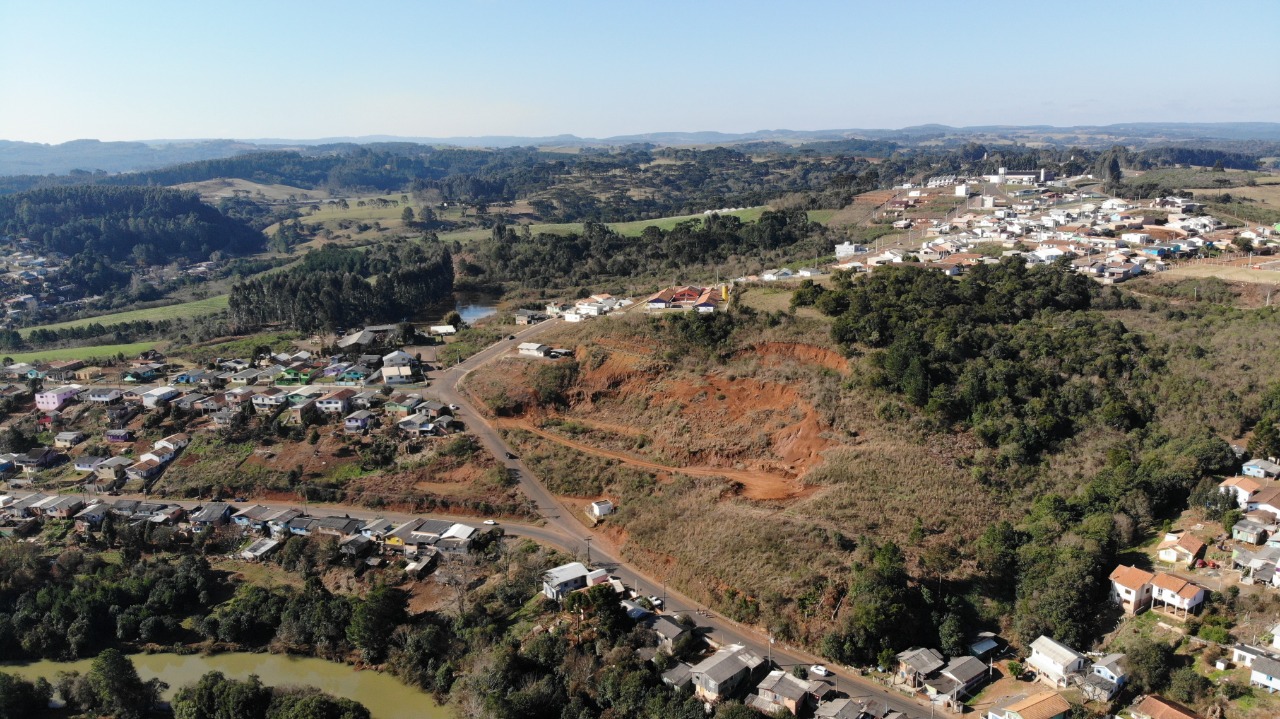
[[228, 240, 454, 333]]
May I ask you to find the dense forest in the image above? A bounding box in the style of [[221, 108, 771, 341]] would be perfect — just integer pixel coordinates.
[[784, 262, 1240, 652], [228, 240, 454, 332], [463, 209, 825, 288], [0, 186, 263, 264]]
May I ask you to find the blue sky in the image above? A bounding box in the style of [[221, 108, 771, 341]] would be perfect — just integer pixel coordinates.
[[1, 0, 1276, 143]]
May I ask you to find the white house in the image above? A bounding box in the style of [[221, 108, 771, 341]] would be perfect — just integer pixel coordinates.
[[1157, 532, 1206, 567], [1027, 636, 1087, 687], [1250, 487, 1280, 515], [542, 562, 608, 600], [429, 325, 457, 336], [1150, 572, 1206, 616], [382, 350, 415, 367], [1221, 476, 1264, 509], [1232, 644, 1270, 668], [1108, 565, 1154, 614], [1083, 654, 1126, 701], [761, 268, 794, 281], [834, 242, 868, 259], [141, 386, 181, 409], [518, 343, 550, 357], [155, 433, 190, 452], [1250, 655, 1280, 694], [589, 500, 615, 518], [35, 385, 81, 412]]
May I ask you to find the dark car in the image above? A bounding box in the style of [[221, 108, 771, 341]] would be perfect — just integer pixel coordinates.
[[508, 335, 516, 340], [505, 451, 517, 459]]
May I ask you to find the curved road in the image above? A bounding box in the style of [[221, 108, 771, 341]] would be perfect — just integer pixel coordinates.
[[430, 320, 932, 717]]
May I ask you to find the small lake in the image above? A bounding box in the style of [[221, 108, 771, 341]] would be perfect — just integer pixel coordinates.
[[454, 291, 501, 325], [2, 652, 450, 719]]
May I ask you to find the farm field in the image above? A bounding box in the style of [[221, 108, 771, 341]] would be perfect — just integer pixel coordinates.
[[19, 295, 230, 337], [2, 340, 161, 364]]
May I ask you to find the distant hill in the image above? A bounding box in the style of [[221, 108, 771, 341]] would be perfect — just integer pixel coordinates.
[[4, 122, 1280, 178]]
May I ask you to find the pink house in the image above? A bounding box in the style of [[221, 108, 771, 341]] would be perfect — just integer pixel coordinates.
[[35, 385, 81, 412]]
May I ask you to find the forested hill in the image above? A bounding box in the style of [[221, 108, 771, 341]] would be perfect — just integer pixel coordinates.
[[228, 241, 454, 333], [0, 185, 263, 264]]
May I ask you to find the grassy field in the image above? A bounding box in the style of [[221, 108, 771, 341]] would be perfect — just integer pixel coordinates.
[[1162, 264, 1280, 284], [20, 296, 230, 337], [437, 207, 834, 243], [2, 341, 161, 363], [173, 178, 321, 203], [1125, 167, 1268, 190]]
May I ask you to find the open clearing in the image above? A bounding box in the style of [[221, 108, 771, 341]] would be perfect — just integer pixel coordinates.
[[20, 295, 229, 337], [173, 178, 322, 203], [1163, 263, 1280, 284], [436, 207, 833, 243], [2, 340, 161, 363]]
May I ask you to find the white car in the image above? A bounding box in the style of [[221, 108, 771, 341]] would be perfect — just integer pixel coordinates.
[[483, 519, 497, 525], [648, 596, 664, 609], [449, 404, 460, 411], [809, 665, 831, 677]]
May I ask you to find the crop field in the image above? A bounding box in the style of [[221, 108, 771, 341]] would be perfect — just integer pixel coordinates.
[[20, 295, 229, 337], [2, 341, 160, 363]]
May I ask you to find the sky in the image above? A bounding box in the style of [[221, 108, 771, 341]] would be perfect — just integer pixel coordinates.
[[1, 0, 1277, 144]]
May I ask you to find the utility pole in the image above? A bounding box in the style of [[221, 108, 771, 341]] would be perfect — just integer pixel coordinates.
[[584, 536, 592, 566]]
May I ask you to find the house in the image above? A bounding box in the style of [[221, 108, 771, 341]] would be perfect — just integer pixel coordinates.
[[84, 388, 123, 405], [275, 362, 318, 386], [41, 495, 85, 519], [73, 456, 107, 473], [1231, 644, 1270, 668], [385, 393, 422, 417], [748, 669, 822, 716], [1249, 655, 1280, 695], [189, 502, 232, 527], [172, 392, 207, 411], [988, 691, 1071, 719], [1245, 459, 1280, 479], [1150, 572, 1206, 616], [105, 429, 134, 443], [1234, 519, 1268, 545], [1131, 695, 1203, 719], [95, 456, 132, 482], [156, 433, 190, 452], [1082, 653, 1126, 701], [73, 502, 111, 532], [936, 656, 988, 698], [648, 614, 690, 652], [418, 400, 447, 417], [35, 385, 81, 411], [690, 643, 765, 703], [1027, 636, 1087, 687], [662, 663, 694, 690], [397, 413, 436, 437], [589, 500, 615, 518], [1222, 475, 1265, 508], [15, 447, 60, 473], [344, 410, 374, 433], [429, 324, 457, 336], [336, 365, 373, 385], [140, 386, 180, 409], [1157, 532, 1206, 567], [316, 388, 356, 414], [762, 268, 794, 281], [240, 538, 281, 562], [514, 309, 547, 325], [251, 388, 289, 413], [897, 647, 945, 687], [340, 533, 376, 558], [360, 517, 395, 540], [126, 459, 163, 481], [1249, 486, 1280, 515], [53, 431, 84, 449], [1109, 565, 1155, 614], [518, 342, 550, 357], [542, 562, 593, 600]]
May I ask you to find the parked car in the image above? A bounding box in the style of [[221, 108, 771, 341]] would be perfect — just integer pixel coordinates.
[[483, 520, 498, 525], [810, 665, 831, 677]]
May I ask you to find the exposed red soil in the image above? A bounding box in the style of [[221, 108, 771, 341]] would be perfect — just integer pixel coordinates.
[[738, 342, 849, 373]]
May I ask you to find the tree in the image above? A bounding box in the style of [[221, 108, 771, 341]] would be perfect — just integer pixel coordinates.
[[173, 672, 272, 719], [0, 672, 53, 719], [401, 206, 415, 224], [1126, 638, 1174, 693], [442, 310, 463, 329], [60, 649, 166, 719], [1106, 156, 1122, 185], [347, 585, 408, 663], [1167, 666, 1211, 703]]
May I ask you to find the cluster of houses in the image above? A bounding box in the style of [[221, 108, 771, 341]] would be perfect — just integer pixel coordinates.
[[1226, 625, 1280, 695], [825, 186, 1274, 285], [1108, 563, 1208, 619], [544, 293, 632, 323], [0, 492, 482, 567], [1212, 466, 1280, 587], [644, 285, 727, 313]]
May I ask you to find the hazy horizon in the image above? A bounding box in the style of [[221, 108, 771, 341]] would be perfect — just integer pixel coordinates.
[[2, 0, 1277, 144]]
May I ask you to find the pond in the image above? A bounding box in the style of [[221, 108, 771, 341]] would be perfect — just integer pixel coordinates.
[[2, 651, 451, 719], [454, 291, 501, 325]]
